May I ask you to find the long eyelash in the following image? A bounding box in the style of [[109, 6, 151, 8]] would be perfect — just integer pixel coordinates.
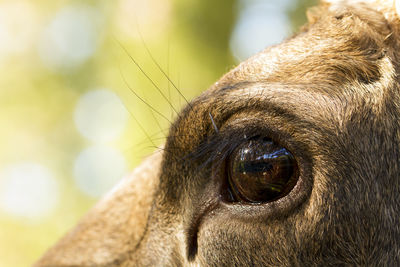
[[119, 64, 173, 124], [182, 123, 284, 174], [137, 29, 193, 112], [183, 130, 245, 172], [116, 39, 180, 115], [209, 113, 219, 133]]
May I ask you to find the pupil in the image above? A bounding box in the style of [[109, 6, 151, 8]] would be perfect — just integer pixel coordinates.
[[237, 161, 273, 173], [228, 137, 297, 203]]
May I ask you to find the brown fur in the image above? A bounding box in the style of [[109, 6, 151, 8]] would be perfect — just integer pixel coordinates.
[[35, 0, 400, 266]]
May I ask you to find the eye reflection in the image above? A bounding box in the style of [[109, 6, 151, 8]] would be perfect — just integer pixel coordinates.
[[227, 137, 298, 203]]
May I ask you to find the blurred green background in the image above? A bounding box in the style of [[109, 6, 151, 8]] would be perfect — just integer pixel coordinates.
[[0, 0, 315, 265]]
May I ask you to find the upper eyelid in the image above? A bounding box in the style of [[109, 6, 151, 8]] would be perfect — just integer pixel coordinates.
[[189, 123, 280, 169], [185, 87, 320, 169], [201, 111, 311, 157], [211, 95, 301, 127], [212, 83, 334, 123]]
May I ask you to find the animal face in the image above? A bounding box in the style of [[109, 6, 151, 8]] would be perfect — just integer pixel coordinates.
[[35, 0, 400, 266]]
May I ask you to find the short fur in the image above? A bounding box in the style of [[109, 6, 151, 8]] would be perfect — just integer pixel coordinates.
[[35, 0, 400, 266]]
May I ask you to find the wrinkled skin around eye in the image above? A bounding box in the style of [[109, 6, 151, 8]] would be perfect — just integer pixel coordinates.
[[228, 137, 298, 203]]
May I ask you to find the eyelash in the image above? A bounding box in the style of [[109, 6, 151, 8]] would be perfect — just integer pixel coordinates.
[[190, 126, 281, 162], [182, 119, 300, 197], [184, 127, 268, 179]]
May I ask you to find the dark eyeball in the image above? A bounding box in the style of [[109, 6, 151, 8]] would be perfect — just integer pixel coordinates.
[[227, 137, 298, 203]]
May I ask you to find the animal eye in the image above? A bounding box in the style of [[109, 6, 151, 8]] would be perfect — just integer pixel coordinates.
[[227, 137, 298, 203]]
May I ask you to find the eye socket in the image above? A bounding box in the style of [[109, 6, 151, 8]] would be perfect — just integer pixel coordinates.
[[226, 136, 298, 203]]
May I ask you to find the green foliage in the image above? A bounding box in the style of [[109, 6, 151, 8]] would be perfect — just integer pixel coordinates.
[[288, 0, 319, 31], [0, 0, 316, 266]]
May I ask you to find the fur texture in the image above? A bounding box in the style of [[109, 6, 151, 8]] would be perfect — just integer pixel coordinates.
[[36, 0, 400, 266]]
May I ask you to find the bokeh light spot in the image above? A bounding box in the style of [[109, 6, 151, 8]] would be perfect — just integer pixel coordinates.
[[73, 146, 127, 198], [0, 163, 59, 220], [0, 2, 39, 57], [230, 0, 292, 61], [116, 0, 171, 40], [38, 4, 103, 69], [74, 89, 129, 143]]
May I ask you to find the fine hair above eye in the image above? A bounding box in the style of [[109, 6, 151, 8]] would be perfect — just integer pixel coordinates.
[[34, 1, 400, 266], [183, 119, 298, 180]]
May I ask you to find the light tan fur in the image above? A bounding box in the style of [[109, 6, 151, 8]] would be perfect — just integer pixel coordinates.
[[35, 0, 400, 266]]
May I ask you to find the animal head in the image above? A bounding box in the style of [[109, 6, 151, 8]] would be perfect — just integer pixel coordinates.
[[36, 0, 400, 266]]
